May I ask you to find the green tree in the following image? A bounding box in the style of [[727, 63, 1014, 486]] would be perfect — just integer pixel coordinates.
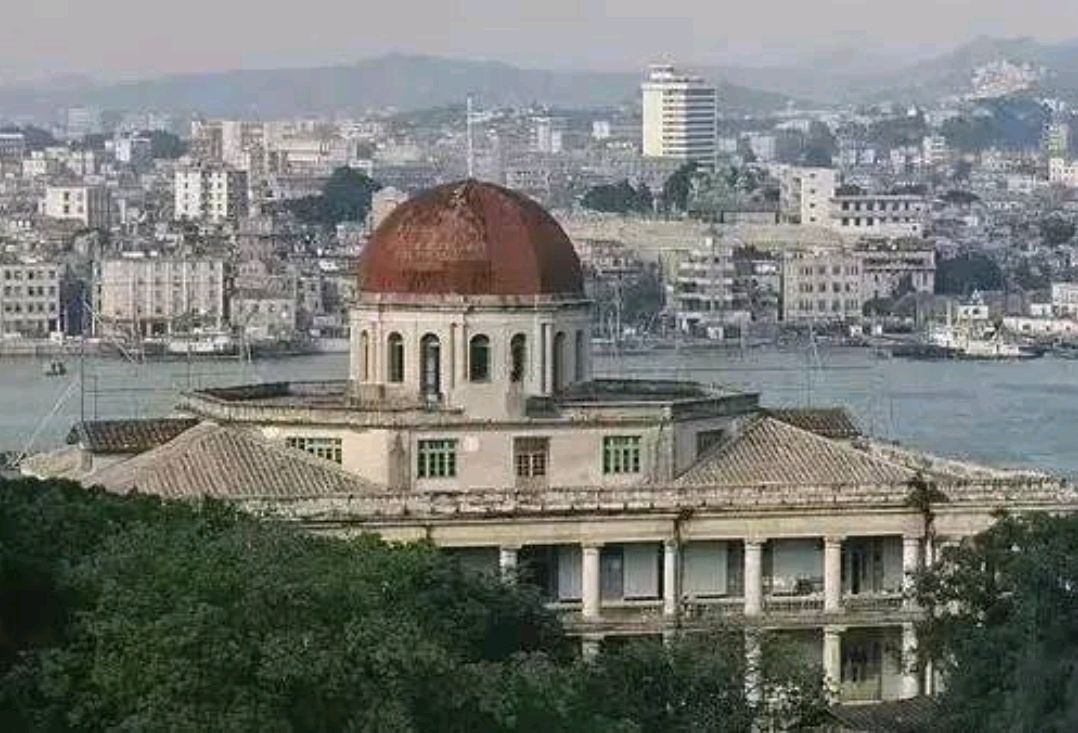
[[802, 121, 837, 167], [935, 252, 1004, 295], [581, 180, 652, 214], [284, 167, 381, 228], [1039, 215, 1076, 247], [661, 163, 698, 213], [914, 513, 1078, 733]]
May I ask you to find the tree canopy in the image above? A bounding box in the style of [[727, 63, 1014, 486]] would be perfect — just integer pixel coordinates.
[[915, 513, 1078, 733], [934, 252, 1004, 295], [580, 180, 653, 214], [283, 167, 381, 228], [0, 478, 826, 732], [661, 163, 698, 213], [148, 130, 188, 159]]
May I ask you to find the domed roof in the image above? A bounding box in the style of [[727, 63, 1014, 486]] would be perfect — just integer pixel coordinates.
[[358, 180, 584, 297]]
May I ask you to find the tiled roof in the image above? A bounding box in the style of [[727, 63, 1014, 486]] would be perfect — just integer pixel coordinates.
[[675, 416, 915, 487], [828, 697, 940, 732], [88, 422, 380, 499], [66, 418, 199, 454], [766, 407, 861, 440]]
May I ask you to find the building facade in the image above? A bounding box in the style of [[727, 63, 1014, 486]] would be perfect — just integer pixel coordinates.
[[93, 255, 227, 337], [174, 167, 250, 223], [830, 193, 927, 238], [0, 260, 62, 337], [782, 250, 863, 324], [641, 64, 717, 166], [42, 185, 111, 229]]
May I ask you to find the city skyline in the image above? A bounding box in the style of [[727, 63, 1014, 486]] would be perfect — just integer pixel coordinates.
[[4, 1, 1078, 84]]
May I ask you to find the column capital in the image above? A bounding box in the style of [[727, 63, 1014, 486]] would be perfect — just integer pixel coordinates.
[[744, 538, 765, 549], [581, 541, 604, 551], [824, 535, 844, 546], [663, 537, 679, 549]]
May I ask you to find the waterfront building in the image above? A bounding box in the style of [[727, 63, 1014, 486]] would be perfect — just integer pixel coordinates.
[[856, 240, 936, 302], [41, 185, 111, 229], [641, 64, 717, 166], [25, 180, 1078, 705], [0, 259, 62, 337], [1051, 282, 1078, 317], [92, 254, 227, 338], [174, 166, 250, 223], [781, 249, 863, 324], [670, 236, 741, 338]]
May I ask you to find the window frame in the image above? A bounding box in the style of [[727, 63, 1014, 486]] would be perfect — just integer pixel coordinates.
[[468, 334, 491, 382], [602, 435, 642, 475], [417, 438, 458, 479]]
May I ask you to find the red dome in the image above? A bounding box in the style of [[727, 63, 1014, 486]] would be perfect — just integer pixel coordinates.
[[358, 180, 584, 297]]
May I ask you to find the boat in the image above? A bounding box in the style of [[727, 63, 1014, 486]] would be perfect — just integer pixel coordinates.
[[891, 294, 1044, 361], [42, 359, 67, 377]]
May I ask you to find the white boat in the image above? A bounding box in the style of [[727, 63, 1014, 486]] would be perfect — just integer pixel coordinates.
[[162, 331, 238, 356]]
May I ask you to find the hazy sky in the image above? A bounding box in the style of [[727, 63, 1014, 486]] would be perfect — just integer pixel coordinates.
[[2, 0, 1077, 83]]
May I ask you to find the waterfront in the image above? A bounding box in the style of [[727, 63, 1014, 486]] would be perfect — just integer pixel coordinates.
[[2, 347, 1076, 477]]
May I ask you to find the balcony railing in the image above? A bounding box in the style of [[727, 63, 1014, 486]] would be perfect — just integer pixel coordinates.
[[842, 592, 905, 613], [764, 594, 824, 614], [682, 596, 745, 620]]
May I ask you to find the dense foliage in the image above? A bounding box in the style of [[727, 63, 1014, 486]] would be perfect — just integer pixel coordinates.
[[580, 180, 653, 214], [661, 163, 698, 213], [0, 479, 826, 732], [934, 252, 1004, 295], [941, 97, 1051, 153], [283, 167, 381, 228], [915, 513, 1078, 733], [148, 130, 188, 159]]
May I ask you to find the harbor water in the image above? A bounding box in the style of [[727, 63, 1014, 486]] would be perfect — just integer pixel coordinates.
[[1, 346, 1076, 477]]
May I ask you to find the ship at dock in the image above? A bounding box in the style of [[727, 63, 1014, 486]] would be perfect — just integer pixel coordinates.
[[889, 293, 1044, 361]]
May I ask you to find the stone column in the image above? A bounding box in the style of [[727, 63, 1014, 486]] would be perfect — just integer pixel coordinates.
[[499, 545, 520, 582], [901, 622, 920, 699], [582, 543, 602, 620], [581, 633, 602, 661], [663, 539, 679, 619], [744, 540, 764, 616], [823, 626, 843, 696], [903, 536, 921, 606], [824, 536, 843, 614]]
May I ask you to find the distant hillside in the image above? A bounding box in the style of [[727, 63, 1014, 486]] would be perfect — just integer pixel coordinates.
[[0, 54, 795, 121]]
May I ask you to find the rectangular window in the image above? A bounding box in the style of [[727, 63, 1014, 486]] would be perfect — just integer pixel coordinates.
[[696, 429, 725, 456], [514, 437, 548, 479], [603, 435, 642, 475], [417, 439, 457, 478], [285, 436, 342, 464]]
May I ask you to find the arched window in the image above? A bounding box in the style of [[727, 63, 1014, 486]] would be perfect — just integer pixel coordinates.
[[359, 330, 370, 381], [387, 332, 404, 383], [469, 334, 491, 382], [420, 334, 441, 397], [510, 334, 526, 383], [574, 330, 586, 382], [552, 331, 567, 392]]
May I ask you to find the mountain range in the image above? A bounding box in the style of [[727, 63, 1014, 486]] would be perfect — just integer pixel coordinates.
[[5, 38, 1078, 122]]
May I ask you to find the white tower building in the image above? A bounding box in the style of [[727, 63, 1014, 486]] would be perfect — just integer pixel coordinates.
[[641, 64, 718, 167]]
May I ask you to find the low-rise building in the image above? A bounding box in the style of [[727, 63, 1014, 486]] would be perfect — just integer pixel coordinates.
[[830, 192, 926, 238], [782, 249, 863, 324], [0, 259, 62, 337], [857, 240, 936, 302], [41, 185, 111, 229], [1051, 281, 1078, 316], [93, 254, 228, 338]]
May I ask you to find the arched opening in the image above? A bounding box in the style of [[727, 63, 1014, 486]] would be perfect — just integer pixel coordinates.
[[359, 330, 370, 381], [420, 333, 441, 398], [510, 334, 526, 383], [574, 330, 586, 382], [552, 331, 567, 392], [469, 334, 491, 382], [387, 332, 404, 383]]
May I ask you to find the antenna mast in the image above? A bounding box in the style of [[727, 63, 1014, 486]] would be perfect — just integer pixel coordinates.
[[466, 95, 475, 178]]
